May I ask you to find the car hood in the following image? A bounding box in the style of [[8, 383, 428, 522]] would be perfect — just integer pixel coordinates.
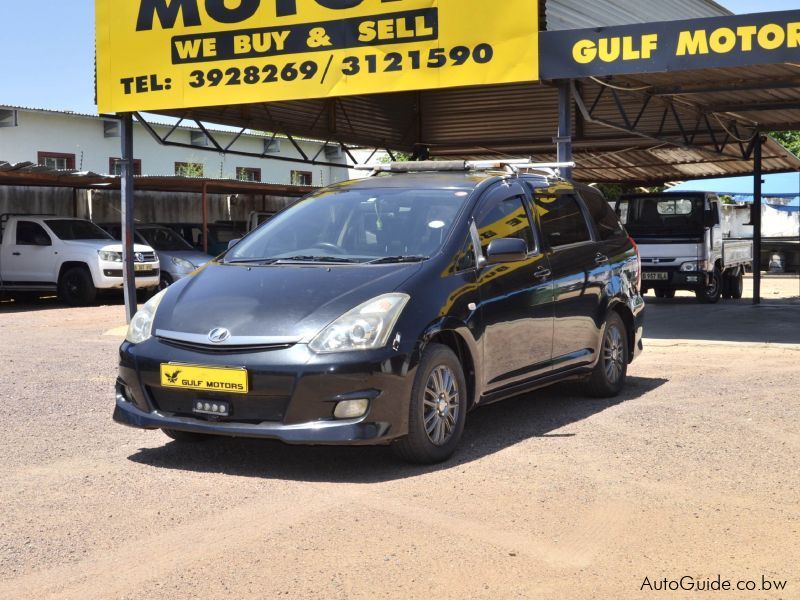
[[157, 250, 212, 267], [64, 240, 155, 254], [154, 262, 422, 342]]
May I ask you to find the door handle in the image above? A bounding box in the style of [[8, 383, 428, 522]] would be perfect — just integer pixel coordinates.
[[534, 267, 551, 280], [12, 252, 21, 256], [595, 254, 609, 265]]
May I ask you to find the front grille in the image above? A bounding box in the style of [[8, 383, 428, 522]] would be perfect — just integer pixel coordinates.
[[148, 387, 289, 422], [158, 337, 295, 354], [104, 269, 160, 278], [136, 252, 157, 262]]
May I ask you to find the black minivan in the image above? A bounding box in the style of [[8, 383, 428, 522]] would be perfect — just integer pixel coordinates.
[[114, 163, 644, 463]]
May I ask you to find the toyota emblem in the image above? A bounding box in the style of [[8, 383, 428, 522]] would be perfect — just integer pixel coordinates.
[[208, 328, 231, 344]]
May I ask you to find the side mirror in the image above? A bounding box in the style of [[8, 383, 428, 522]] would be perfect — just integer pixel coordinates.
[[227, 238, 241, 250], [486, 238, 528, 264]]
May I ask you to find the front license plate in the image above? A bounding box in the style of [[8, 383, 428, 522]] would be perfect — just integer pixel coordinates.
[[642, 272, 668, 281], [160, 364, 249, 394], [134, 263, 152, 272]]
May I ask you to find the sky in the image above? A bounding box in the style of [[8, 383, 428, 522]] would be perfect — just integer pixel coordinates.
[[0, 0, 796, 115]]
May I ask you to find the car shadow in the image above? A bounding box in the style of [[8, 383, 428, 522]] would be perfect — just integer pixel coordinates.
[[127, 376, 667, 483], [0, 293, 128, 314]]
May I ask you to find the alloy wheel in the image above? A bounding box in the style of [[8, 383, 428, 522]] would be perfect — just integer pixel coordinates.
[[603, 325, 625, 385], [423, 365, 460, 446]]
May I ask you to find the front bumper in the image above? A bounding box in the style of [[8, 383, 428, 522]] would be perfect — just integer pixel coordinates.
[[641, 267, 709, 289], [93, 262, 161, 289], [114, 338, 417, 446]]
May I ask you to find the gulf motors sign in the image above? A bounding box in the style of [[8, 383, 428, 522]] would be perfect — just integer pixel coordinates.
[[96, 0, 540, 113], [540, 10, 800, 79]]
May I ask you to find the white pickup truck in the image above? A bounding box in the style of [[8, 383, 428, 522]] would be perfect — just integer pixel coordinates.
[[617, 193, 753, 303], [0, 214, 160, 305]]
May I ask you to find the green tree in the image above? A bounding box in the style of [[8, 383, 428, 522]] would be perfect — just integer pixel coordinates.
[[771, 131, 800, 158]]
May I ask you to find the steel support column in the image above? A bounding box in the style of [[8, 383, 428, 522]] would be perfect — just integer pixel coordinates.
[[120, 113, 137, 323], [753, 133, 762, 305], [556, 80, 573, 180]]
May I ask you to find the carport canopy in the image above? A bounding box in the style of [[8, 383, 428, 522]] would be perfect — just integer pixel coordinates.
[[94, 3, 800, 318]]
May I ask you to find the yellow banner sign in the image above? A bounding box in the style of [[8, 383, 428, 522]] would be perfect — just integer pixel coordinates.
[[96, 0, 539, 113]]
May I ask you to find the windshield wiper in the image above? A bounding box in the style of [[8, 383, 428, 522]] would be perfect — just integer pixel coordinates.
[[278, 256, 363, 264], [367, 255, 429, 265], [224, 257, 281, 265]]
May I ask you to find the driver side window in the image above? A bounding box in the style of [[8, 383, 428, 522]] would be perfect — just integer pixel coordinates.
[[476, 196, 534, 256], [17, 221, 51, 246]]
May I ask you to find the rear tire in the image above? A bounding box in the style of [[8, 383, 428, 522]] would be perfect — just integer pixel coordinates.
[[393, 344, 467, 464], [58, 266, 97, 306], [162, 429, 214, 443], [584, 312, 628, 398], [731, 270, 744, 299], [695, 268, 721, 304]]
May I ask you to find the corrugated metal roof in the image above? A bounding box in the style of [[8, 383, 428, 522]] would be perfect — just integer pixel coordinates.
[[546, 0, 730, 30], [0, 161, 315, 195]]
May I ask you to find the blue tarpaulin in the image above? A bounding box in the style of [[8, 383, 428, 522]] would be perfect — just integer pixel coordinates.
[[669, 172, 800, 212]]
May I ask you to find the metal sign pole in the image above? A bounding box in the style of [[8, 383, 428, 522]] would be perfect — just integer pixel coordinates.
[[753, 133, 762, 306], [120, 113, 137, 323], [555, 80, 573, 180]]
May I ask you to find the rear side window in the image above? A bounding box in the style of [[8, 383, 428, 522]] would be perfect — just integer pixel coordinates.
[[476, 196, 535, 255], [534, 194, 592, 248], [16, 221, 51, 245], [581, 190, 626, 241]]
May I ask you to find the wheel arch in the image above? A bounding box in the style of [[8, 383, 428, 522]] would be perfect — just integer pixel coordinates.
[[421, 323, 480, 410], [58, 261, 91, 282]]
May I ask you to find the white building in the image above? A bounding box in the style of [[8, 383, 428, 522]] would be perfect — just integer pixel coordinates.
[[0, 105, 355, 186]]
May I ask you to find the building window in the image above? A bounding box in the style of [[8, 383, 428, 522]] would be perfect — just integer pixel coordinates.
[[236, 167, 261, 182], [190, 131, 209, 146], [175, 162, 204, 177], [0, 109, 18, 128], [109, 158, 142, 176], [103, 120, 120, 138], [291, 170, 312, 186], [263, 138, 281, 154], [38, 152, 76, 170]]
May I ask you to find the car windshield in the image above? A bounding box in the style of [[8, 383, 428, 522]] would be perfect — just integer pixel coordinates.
[[45, 219, 114, 241], [138, 227, 194, 251], [618, 195, 706, 236], [227, 187, 468, 263]]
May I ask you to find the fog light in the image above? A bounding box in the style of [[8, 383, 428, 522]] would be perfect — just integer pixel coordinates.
[[687, 275, 699, 283], [334, 399, 369, 419]]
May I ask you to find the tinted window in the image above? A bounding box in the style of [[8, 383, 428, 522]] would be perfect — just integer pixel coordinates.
[[45, 220, 113, 241], [476, 196, 534, 256], [138, 227, 194, 251], [581, 190, 626, 241], [621, 195, 706, 235], [454, 235, 476, 272], [535, 194, 592, 248], [16, 221, 51, 246]]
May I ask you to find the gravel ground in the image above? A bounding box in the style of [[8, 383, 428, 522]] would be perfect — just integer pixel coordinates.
[[1, 281, 799, 599]]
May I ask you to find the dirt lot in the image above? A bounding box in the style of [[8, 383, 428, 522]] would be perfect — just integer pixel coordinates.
[[1, 279, 799, 599]]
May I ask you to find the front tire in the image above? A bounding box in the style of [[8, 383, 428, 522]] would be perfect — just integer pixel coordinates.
[[158, 273, 173, 291], [584, 312, 628, 398], [695, 268, 721, 304], [58, 266, 97, 306], [393, 344, 467, 464]]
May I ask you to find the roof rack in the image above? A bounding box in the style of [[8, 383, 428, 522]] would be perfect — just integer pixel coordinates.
[[357, 160, 575, 178]]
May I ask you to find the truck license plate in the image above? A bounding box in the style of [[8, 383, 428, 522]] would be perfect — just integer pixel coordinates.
[[642, 272, 668, 281]]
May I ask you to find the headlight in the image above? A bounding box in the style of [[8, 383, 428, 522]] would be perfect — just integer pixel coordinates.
[[680, 261, 698, 272], [171, 256, 195, 270], [309, 293, 410, 353], [99, 250, 122, 262], [126, 289, 168, 344]]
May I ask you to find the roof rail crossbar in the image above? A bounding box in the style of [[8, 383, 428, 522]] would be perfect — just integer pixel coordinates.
[[358, 160, 575, 178]]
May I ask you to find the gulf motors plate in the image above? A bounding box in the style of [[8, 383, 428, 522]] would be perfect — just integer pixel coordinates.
[[160, 364, 248, 394], [642, 272, 668, 281]]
